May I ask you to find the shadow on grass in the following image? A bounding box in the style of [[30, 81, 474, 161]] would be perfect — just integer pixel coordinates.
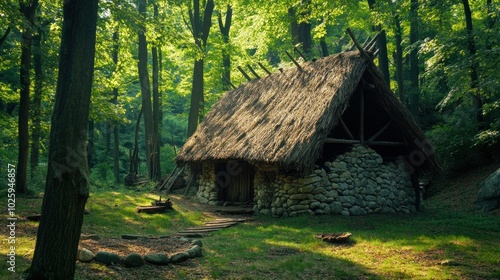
[[202, 208, 500, 279]]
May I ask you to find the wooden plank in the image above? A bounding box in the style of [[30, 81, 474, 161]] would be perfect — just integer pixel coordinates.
[[369, 140, 405, 146], [360, 88, 365, 145], [285, 50, 302, 70], [324, 138, 361, 144], [178, 228, 224, 234], [136, 206, 168, 213], [339, 117, 355, 140], [366, 121, 391, 143]]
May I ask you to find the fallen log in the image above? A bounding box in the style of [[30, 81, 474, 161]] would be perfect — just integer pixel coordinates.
[[136, 206, 169, 214]]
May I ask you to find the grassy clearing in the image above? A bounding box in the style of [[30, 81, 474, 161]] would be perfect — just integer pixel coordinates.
[[1, 165, 499, 279]]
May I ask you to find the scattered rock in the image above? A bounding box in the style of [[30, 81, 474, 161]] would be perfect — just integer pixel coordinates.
[[121, 234, 147, 240], [144, 254, 169, 265], [186, 245, 202, 258], [169, 252, 190, 264], [191, 239, 203, 247], [477, 168, 500, 212], [94, 251, 121, 265], [78, 248, 94, 262], [123, 253, 144, 268], [81, 234, 100, 241], [439, 259, 462, 266]]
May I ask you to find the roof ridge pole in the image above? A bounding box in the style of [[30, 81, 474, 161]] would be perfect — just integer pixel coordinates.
[[246, 64, 261, 79], [346, 28, 377, 68], [257, 62, 272, 75], [293, 46, 307, 61], [237, 65, 253, 81], [222, 75, 237, 89], [285, 50, 302, 70]]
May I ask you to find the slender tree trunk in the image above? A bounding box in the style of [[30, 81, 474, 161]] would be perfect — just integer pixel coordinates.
[[25, 0, 99, 278], [218, 4, 232, 90], [320, 37, 329, 57], [408, 0, 420, 119], [137, 0, 154, 178], [394, 15, 405, 104], [16, 0, 39, 194], [151, 3, 161, 181], [288, 2, 312, 60], [30, 31, 43, 178], [461, 0, 484, 130], [112, 31, 120, 182], [187, 0, 214, 137], [87, 120, 95, 170]]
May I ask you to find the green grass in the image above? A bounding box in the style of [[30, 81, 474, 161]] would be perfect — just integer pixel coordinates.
[[1, 165, 499, 279]]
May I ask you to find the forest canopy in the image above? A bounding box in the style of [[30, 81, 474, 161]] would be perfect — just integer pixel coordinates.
[[1, 0, 499, 192]]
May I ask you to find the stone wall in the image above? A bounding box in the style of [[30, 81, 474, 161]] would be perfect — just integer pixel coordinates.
[[196, 145, 417, 216]]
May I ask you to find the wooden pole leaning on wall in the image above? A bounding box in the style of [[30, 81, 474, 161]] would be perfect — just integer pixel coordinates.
[[285, 50, 302, 70], [237, 65, 253, 81]]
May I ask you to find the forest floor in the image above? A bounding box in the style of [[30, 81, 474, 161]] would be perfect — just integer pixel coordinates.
[[0, 163, 499, 279]]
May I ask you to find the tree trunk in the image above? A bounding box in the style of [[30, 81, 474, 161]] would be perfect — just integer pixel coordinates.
[[137, 0, 155, 178], [288, 2, 312, 60], [25, 0, 98, 278], [151, 3, 161, 181], [320, 37, 329, 57], [218, 4, 232, 90], [87, 119, 95, 169], [393, 14, 405, 104], [461, 0, 484, 130], [408, 0, 420, 120], [16, 0, 38, 194], [187, 0, 214, 137], [112, 31, 120, 183], [30, 30, 43, 178]]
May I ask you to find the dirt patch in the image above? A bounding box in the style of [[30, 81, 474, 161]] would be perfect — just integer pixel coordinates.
[[79, 237, 193, 257]]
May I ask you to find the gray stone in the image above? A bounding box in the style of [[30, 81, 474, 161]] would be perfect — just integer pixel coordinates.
[[341, 210, 350, 216], [95, 251, 121, 265], [78, 248, 94, 262], [309, 201, 321, 209], [289, 194, 313, 200], [379, 189, 391, 197], [338, 196, 356, 205], [169, 252, 190, 263], [314, 194, 327, 202], [349, 206, 367, 216], [299, 185, 315, 193], [289, 204, 309, 212], [144, 253, 169, 265], [365, 195, 377, 202], [367, 201, 378, 209], [330, 202, 343, 214], [477, 168, 500, 212], [123, 253, 144, 268], [312, 187, 325, 194], [325, 190, 338, 198], [298, 176, 321, 185], [186, 245, 203, 258], [192, 239, 203, 247]]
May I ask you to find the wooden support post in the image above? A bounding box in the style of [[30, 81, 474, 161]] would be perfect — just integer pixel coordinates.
[[339, 117, 355, 140], [257, 62, 272, 75], [222, 75, 237, 89], [247, 64, 261, 79], [366, 121, 391, 143], [237, 66, 252, 81], [293, 46, 307, 61], [360, 89, 365, 145], [285, 50, 302, 70]]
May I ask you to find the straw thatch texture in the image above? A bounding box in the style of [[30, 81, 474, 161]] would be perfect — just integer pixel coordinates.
[[176, 51, 441, 175], [176, 51, 366, 173]]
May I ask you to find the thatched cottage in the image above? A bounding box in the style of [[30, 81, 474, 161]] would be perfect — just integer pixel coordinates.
[[176, 50, 441, 217]]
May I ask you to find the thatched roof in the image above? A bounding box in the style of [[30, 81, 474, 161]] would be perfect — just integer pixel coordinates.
[[176, 51, 441, 175]]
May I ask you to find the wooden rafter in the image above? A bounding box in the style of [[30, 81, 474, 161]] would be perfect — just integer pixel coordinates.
[[339, 117, 355, 140], [366, 121, 391, 143]]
